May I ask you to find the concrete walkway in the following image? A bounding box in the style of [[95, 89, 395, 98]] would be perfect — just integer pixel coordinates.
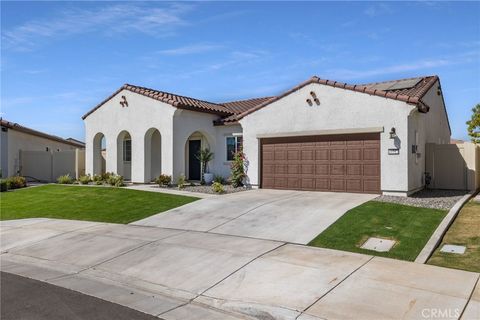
[[133, 189, 376, 244], [1, 218, 478, 320]]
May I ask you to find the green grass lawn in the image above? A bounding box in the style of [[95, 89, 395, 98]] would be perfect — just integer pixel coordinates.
[[428, 200, 480, 272], [308, 201, 447, 261], [0, 185, 198, 224]]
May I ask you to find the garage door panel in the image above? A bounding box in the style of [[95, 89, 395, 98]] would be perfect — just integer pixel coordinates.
[[347, 164, 362, 176], [315, 164, 329, 175], [346, 179, 362, 192], [330, 164, 345, 175], [261, 133, 380, 194], [315, 178, 329, 190], [330, 179, 345, 191]]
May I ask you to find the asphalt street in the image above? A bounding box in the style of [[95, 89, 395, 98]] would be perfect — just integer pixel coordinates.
[[0, 272, 160, 320]]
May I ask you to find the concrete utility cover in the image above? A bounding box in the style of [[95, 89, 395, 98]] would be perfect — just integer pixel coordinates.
[[360, 237, 395, 252], [440, 244, 466, 254]]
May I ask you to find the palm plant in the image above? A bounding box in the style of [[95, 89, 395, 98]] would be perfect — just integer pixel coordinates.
[[196, 148, 214, 184]]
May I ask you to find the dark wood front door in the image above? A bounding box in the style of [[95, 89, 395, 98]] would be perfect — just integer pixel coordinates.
[[261, 133, 381, 194], [188, 140, 201, 180]]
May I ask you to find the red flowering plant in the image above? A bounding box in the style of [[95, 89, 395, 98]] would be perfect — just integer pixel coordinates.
[[230, 150, 246, 188]]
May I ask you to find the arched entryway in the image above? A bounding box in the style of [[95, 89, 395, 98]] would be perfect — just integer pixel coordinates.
[[144, 128, 161, 182], [93, 132, 106, 175], [185, 131, 211, 181], [117, 130, 132, 181]]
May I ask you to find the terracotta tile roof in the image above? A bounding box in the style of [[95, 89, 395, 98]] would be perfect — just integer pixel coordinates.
[[222, 97, 275, 114], [223, 75, 439, 124], [82, 83, 233, 120], [1, 119, 85, 148]]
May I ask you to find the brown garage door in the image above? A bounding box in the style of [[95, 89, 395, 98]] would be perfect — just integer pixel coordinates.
[[261, 133, 380, 194]]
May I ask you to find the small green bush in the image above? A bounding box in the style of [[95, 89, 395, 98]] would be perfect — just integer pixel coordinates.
[[57, 174, 74, 184], [92, 174, 103, 185], [101, 172, 115, 181], [213, 175, 226, 184], [0, 179, 7, 192], [230, 151, 246, 188], [107, 174, 125, 187], [212, 181, 225, 194], [78, 174, 92, 185], [155, 174, 171, 187], [7, 176, 27, 189], [177, 175, 186, 189]]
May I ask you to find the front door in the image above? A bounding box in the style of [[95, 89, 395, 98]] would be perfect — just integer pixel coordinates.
[[188, 140, 201, 180]]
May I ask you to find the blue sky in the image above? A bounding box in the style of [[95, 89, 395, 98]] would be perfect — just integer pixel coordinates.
[[1, 1, 479, 141]]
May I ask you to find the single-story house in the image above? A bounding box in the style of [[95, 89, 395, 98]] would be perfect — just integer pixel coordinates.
[[0, 119, 85, 180], [82, 75, 451, 196]]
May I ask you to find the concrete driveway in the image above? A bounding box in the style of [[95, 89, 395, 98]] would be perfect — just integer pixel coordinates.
[[133, 189, 376, 244], [1, 218, 478, 320]]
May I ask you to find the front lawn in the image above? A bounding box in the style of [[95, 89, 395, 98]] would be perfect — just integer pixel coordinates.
[[308, 201, 447, 261], [0, 185, 198, 224], [428, 200, 480, 272]]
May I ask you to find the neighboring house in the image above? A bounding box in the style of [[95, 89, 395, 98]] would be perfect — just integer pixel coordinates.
[[83, 75, 451, 196], [0, 119, 85, 180]]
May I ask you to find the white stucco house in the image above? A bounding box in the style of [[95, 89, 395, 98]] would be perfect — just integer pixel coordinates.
[[83, 75, 450, 196]]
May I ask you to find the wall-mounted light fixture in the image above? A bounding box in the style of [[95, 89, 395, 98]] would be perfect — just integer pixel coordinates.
[[389, 127, 397, 139]]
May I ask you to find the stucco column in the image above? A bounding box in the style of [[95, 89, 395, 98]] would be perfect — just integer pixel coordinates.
[[105, 134, 118, 174], [85, 137, 93, 176], [130, 133, 145, 183]]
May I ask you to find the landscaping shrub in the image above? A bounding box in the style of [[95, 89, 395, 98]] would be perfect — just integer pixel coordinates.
[[230, 151, 246, 188], [92, 174, 103, 185], [7, 176, 27, 189], [213, 175, 226, 184], [155, 174, 171, 187], [101, 172, 115, 181], [106, 174, 125, 187], [177, 175, 186, 189], [212, 182, 225, 194], [57, 174, 74, 184], [0, 179, 7, 192], [79, 174, 92, 185]]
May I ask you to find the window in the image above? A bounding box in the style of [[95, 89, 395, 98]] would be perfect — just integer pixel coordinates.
[[123, 139, 132, 162], [226, 136, 242, 161]]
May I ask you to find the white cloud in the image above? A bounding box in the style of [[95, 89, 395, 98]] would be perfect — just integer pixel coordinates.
[[157, 44, 223, 55], [326, 52, 478, 80], [364, 3, 393, 17], [2, 3, 193, 51]]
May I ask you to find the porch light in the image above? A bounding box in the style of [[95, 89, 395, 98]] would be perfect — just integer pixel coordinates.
[[389, 127, 397, 139]]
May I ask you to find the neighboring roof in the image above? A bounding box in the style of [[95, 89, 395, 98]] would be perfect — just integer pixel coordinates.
[[1, 119, 85, 148], [82, 83, 233, 120], [66, 138, 86, 146], [221, 75, 438, 124], [450, 138, 465, 144]]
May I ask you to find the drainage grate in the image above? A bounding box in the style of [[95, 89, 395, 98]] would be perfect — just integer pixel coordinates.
[[440, 244, 466, 254], [360, 237, 396, 252]]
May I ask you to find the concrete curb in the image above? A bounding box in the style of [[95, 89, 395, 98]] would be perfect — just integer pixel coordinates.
[[415, 190, 476, 264]]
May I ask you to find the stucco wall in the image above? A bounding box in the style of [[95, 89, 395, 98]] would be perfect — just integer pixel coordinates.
[[5, 129, 77, 177], [407, 81, 451, 192], [240, 82, 416, 194], [84, 89, 176, 182]]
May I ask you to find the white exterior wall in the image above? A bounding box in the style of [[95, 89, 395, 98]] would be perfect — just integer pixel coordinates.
[[84, 89, 176, 182], [84, 90, 242, 183], [239, 82, 415, 194], [4, 129, 77, 177], [407, 81, 451, 192]]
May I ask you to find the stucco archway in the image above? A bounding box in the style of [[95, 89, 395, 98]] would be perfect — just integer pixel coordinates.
[[184, 131, 212, 181], [144, 128, 162, 182], [117, 130, 132, 181], [93, 132, 106, 175]]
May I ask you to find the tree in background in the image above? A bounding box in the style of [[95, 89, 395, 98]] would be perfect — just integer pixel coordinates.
[[466, 103, 480, 144]]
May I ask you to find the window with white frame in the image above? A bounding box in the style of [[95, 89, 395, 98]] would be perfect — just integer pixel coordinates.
[[226, 136, 242, 161], [123, 139, 132, 162]]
